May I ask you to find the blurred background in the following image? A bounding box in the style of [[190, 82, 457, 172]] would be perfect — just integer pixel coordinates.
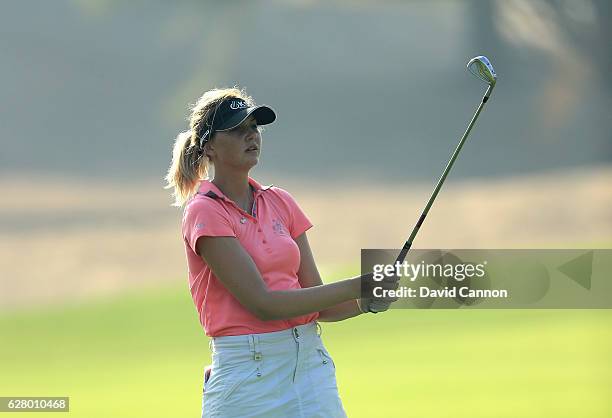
[[1, 1, 610, 417]]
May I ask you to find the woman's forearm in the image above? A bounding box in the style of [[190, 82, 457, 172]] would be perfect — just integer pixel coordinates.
[[318, 299, 363, 322], [257, 277, 361, 321]]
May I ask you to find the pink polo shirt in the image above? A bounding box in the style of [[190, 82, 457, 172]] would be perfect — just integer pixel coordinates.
[[182, 177, 319, 337]]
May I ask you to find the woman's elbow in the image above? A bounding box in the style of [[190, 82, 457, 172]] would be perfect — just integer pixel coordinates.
[[251, 306, 275, 321], [252, 303, 286, 321], [244, 293, 281, 321]]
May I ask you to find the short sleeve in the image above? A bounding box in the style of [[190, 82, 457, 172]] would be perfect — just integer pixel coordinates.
[[273, 188, 313, 239], [182, 198, 236, 253]]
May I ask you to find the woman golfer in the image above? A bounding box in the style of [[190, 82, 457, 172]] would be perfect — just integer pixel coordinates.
[[165, 87, 395, 417]]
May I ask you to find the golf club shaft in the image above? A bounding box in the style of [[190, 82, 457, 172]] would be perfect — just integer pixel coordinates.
[[395, 84, 494, 264]]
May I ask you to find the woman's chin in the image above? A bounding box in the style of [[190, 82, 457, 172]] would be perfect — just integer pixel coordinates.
[[244, 155, 260, 168]]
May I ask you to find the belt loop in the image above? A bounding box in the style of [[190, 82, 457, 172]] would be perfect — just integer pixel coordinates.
[[250, 335, 263, 361], [252, 335, 263, 377], [248, 335, 255, 353], [316, 321, 322, 336], [208, 339, 213, 351]]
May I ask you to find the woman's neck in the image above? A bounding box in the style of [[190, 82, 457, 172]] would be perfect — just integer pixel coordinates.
[[211, 172, 253, 212]]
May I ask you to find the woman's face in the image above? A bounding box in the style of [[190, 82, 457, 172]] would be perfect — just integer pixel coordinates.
[[206, 116, 262, 170]]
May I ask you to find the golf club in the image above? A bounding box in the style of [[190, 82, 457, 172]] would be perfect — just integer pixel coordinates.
[[366, 55, 497, 313], [394, 55, 497, 265]]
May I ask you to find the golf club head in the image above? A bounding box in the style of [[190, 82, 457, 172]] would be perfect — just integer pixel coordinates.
[[467, 56, 497, 86]]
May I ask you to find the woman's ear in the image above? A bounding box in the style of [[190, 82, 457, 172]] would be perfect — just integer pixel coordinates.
[[203, 142, 215, 160]]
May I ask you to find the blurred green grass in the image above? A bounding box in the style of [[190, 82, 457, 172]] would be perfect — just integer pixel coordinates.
[[1, 281, 611, 418]]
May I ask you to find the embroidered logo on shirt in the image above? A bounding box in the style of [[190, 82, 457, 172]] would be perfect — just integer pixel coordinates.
[[272, 219, 288, 236], [196, 223, 205, 229]]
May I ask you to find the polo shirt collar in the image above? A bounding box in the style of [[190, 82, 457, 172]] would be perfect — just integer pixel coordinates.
[[197, 177, 272, 201]]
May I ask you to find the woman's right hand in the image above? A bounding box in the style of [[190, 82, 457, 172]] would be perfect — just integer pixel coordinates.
[[357, 272, 400, 313]]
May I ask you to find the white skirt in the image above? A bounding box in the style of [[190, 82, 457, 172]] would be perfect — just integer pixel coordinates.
[[202, 321, 347, 418]]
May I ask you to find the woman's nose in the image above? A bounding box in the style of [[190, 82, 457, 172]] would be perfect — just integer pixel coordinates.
[[246, 127, 259, 141]]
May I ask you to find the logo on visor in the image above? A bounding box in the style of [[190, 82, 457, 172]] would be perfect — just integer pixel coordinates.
[[229, 100, 248, 110]]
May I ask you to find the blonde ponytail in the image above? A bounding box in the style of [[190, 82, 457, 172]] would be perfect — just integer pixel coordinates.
[[164, 130, 209, 207]]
